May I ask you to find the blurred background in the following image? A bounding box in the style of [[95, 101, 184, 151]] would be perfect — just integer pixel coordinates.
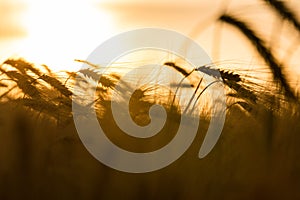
[[1, 1, 300, 199], [1, 0, 300, 76]]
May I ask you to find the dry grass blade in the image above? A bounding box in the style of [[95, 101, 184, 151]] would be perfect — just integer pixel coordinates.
[[3, 59, 25, 74], [39, 74, 72, 97], [197, 65, 256, 103], [263, 0, 300, 33], [219, 14, 297, 100]]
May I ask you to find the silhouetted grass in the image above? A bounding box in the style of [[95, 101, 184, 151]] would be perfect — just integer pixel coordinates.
[[1, 1, 300, 198], [0, 57, 299, 200], [219, 14, 297, 100], [263, 0, 300, 33]]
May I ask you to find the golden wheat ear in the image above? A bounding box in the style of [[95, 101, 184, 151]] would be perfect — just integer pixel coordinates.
[[219, 14, 297, 101], [4, 59, 42, 76], [38, 74, 72, 97], [0, 69, 41, 99], [196, 66, 240, 82]]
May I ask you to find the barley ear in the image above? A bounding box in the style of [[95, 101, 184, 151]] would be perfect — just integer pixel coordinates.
[[219, 14, 297, 100]]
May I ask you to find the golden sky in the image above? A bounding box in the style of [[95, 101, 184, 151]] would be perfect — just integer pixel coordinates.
[[0, 0, 299, 77]]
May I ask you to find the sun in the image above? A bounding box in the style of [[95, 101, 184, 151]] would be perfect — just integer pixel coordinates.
[[20, 0, 115, 72]]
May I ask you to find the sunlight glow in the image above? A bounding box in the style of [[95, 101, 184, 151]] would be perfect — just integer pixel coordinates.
[[20, 0, 115, 71]]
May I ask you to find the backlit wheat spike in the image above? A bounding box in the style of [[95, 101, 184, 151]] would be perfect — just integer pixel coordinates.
[[225, 80, 257, 103], [0, 69, 41, 99], [99, 75, 119, 89], [164, 61, 258, 104], [39, 74, 72, 97], [1, 69, 35, 83], [263, 0, 300, 33], [196, 66, 241, 82], [219, 70, 241, 82], [78, 68, 101, 82], [219, 14, 297, 100], [4, 59, 42, 76], [79, 68, 120, 90], [196, 65, 256, 103]]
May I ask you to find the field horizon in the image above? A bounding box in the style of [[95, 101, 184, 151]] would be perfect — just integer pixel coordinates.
[[1, 0, 300, 199]]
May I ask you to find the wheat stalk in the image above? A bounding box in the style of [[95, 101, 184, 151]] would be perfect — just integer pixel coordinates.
[[219, 14, 297, 100], [263, 0, 300, 33]]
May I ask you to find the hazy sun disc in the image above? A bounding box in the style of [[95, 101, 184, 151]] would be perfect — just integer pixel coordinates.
[[20, 0, 115, 71]]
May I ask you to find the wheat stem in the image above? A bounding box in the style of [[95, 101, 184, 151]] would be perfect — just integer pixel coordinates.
[[219, 14, 297, 100]]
